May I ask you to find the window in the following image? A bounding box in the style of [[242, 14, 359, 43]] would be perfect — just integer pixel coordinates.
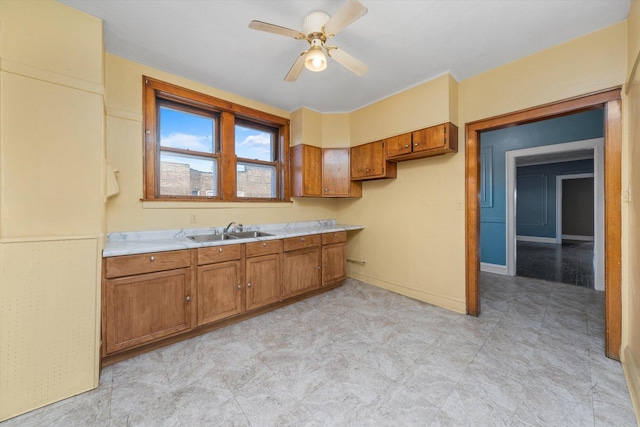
[[143, 77, 290, 201]]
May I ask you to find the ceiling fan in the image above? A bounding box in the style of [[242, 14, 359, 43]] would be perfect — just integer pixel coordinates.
[[249, 0, 368, 82]]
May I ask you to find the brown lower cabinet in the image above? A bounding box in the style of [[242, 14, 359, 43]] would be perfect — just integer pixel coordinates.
[[197, 260, 243, 325], [322, 231, 347, 286], [103, 250, 193, 355], [282, 234, 322, 298], [245, 240, 282, 311], [102, 233, 347, 363]]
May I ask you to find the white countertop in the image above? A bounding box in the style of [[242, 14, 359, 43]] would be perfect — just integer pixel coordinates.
[[103, 220, 364, 257]]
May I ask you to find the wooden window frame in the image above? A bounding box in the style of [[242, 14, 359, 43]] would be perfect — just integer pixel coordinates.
[[143, 76, 290, 202]]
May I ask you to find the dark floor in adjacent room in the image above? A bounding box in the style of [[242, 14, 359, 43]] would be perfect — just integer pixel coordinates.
[[516, 240, 595, 288]]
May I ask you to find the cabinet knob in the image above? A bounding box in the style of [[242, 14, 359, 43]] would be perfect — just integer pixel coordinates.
[[301, 237, 305, 242], [219, 248, 223, 253], [366, 168, 370, 172], [325, 188, 329, 192], [150, 256, 155, 262], [237, 284, 241, 289], [247, 283, 252, 288], [262, 243, 267, 247], [317, 266, 321, 270], [404, 144, 409, 148], [334, 234, 338, 237], [414, 143, 419, 147], [185, 295, 191, 302]]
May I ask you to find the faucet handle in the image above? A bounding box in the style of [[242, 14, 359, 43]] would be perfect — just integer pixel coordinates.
[[235, 223, 244, 232]]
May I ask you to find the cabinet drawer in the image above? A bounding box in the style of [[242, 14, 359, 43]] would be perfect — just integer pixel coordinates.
[[105, 250, 191, 279], [246, 239, 283, 257], [283, 234, 321, 252], [322, 231, 347, 245], [198, 244, 242, 265]]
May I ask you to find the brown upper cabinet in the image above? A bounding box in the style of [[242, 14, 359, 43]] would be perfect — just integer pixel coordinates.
[[291, 144, 361, 198], [350, 140, 397, 181], [386, 123, 458, 162]]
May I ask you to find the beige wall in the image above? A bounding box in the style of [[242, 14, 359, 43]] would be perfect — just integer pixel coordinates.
[[623, 0, 640, 419], [0, 0, 104, 420], [1, 0, 637, 421], [338, 23, 627, 314]]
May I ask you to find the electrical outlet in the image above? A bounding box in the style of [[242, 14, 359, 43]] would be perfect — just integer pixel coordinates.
[[190, 213, 198, 224], [456, 201, 464, 211]]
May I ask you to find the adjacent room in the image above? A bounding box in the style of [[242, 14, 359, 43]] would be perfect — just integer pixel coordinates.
[[1, 0, 639, 425]]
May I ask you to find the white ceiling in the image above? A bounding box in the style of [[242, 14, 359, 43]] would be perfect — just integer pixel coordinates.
[[57, 0, 630, 113]]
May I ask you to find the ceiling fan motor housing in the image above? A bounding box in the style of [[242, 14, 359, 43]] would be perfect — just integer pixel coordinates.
[[303, 11, 330, 35]]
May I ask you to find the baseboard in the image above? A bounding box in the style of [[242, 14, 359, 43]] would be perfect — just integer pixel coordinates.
[[622, 346, 640, 424], [480, 262, 508, 275], [346, 271, 466, 314], [562, 234, 595, 242], [516, 235, 557, 244]]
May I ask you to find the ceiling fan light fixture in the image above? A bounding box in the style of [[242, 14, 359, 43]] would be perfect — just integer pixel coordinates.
[[305, 47, 327, 72]]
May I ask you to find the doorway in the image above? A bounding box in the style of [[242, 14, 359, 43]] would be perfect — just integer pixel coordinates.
[[504, 138, 604, 290], [465, 88, 622, 360]]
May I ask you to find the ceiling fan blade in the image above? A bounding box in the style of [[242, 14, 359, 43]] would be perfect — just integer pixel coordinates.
[[323, 0, 368, 36], [328, 47, 368, 76], [285, 52, 307, 82], [249, 20, 306, 39]]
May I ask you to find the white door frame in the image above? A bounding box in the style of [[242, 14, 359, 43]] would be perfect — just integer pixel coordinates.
[[505, 138, 604, 290], [556, 173, 595, 243]]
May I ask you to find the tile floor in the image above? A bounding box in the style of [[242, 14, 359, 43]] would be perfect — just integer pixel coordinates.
[[517, 240, 595, 288], [2, 274, 636, 426]]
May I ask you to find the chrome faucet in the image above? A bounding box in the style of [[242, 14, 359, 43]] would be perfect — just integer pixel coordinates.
[[224, 221, 244, 233]]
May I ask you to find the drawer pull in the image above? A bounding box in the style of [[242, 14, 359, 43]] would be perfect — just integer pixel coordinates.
[[301, 237, 305, 242], [263, 243, 267, 247], [150, 256, 155, 262], [185, 295, 191, 302], [219, 248, 223, 253]]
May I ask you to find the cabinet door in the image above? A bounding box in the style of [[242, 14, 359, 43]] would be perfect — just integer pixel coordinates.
[[351, 141, 384, 179], [385, 134, 412, 158], [412, 124, 446, 152], [322, 148, 351, 196], [350, 141, 397, 180], [282, 247, 322, 298], [197, 260, 243, 326], [105, 268, 192, 354], [322, 242, 347, 286], [291, 144, 322, 197], [246, 254, 281, 311]]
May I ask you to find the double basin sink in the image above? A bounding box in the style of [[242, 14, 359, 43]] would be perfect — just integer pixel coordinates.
[[187, 231, 274, 243]]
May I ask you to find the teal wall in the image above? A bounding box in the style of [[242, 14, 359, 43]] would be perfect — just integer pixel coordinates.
[[480, 109, 603, 266], [516, 159, 594, 238]]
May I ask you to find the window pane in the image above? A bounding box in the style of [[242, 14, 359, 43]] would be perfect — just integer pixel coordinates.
[[160, 106, 215, 153], [160, 152, 217, 197], [235, 124, 274, 161], [236, 162, 276, 198]]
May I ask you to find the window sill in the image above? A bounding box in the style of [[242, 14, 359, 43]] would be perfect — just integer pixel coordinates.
[[141, 200, 293, 209]]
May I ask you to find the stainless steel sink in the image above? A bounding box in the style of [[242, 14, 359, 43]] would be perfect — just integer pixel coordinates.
[[225, 231, 274, 239], [187, 231, 273, 243], [187, 233, 238, 243]]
